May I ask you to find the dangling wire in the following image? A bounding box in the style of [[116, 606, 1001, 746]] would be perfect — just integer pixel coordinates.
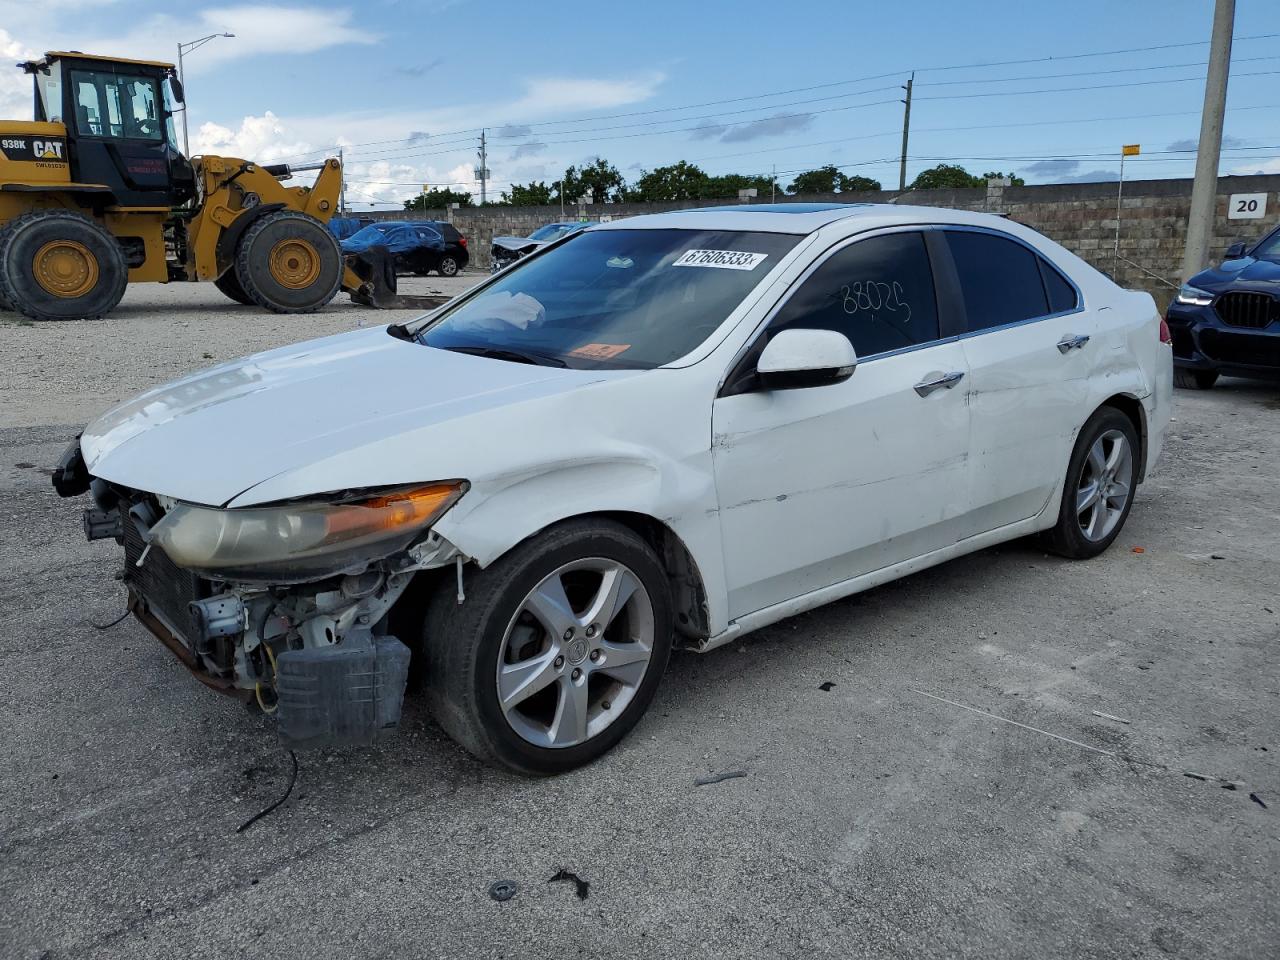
[[236, 750, 298, 834]]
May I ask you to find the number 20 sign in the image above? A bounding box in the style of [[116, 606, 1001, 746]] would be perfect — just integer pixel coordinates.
[[1227, 193, 1267, 220]]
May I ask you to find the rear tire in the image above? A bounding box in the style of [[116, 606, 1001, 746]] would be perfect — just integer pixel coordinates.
[[437, 255, 459, 277], [1042, 407, 1140, 560], [1173, 367, 1218, 390], [233, 211, 342, 313], [421, 519, 673, 775], [0, 210, 127, 321], [213, 268, 255, 306]]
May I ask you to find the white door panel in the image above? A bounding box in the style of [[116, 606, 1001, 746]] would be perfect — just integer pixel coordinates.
[[712, 343, 972, 620], [961, 310, 1097, 529]]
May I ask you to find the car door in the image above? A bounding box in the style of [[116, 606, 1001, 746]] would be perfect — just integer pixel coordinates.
[[937, 229, 1096, 530], [712, 229, 973, 621]]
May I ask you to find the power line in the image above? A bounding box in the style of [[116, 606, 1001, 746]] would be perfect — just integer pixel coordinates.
[[275, 32, 1280, 162], [349, 69, 1280, 166]]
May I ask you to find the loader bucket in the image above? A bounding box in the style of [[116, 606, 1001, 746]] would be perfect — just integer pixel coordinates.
[[343, 246, 398, 308]]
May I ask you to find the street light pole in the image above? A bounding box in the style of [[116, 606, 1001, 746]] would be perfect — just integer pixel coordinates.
[[1181, 0, 1234, 280], [176, 32, 235, 157]]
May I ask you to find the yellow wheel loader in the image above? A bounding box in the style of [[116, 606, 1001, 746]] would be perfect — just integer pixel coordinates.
[[0, 51, 394, 321]]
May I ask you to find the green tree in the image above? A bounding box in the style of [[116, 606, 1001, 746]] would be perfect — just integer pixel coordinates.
[[404, 187, 473, 210], [555, 157, 626, 204], [626, 161, 711, 201], [787, 165, 844, 194], [909, 164, 1023, 190], [841, 174, 882, 193], [703, 172, 780, 200], [500, 181, 554, 205], [787, 166, 882, 194], [909, 164, 984, 189]]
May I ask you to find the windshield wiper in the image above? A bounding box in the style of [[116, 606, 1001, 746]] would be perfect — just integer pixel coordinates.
[[439, 344, 567, 368]]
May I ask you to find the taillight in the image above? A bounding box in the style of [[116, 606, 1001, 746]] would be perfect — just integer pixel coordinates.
[[458, 237, 467, 247], [1159, 316, 1172, 344]]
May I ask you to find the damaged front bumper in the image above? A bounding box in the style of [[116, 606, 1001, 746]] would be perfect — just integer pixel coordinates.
[[59, 440, 462, 749]]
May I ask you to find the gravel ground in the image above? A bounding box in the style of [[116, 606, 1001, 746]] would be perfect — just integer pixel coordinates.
[[0, 274, 480, 429], [1, 282, 1277, 959]]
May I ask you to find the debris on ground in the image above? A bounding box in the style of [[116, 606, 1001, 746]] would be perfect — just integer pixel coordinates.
[[1131, 546, 1145, 554], [1210, 554, 1225, 560], [818, 681, 836, 691], [236, 750, 298, 833], [548, 869, 589, 900], [695, 770, 748, 786], [1183, 772, 1211, 782], [1250, 792, 1268, 809], [488, 880, 518, 902], [1091, 710, 1131, 724]]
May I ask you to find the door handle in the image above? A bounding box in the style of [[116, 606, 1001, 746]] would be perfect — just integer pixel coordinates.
[[913, 371, 965, 397], [1056, 334, 1090, 354]]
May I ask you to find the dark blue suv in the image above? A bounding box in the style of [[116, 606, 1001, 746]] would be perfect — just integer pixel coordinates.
[[1166, 223, 1280, 389]]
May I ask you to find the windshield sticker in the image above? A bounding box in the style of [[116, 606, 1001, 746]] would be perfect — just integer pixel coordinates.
[[672, 249, 768, 271], [606, 256, 634, 269], [569, 342, 631, 360]]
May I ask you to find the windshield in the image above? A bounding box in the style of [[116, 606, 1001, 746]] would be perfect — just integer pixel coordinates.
[[417, 228, 801, 369], [529, 223, 585, 242], [1252, 227, 1280, 261], [69, 69, 164, 141]]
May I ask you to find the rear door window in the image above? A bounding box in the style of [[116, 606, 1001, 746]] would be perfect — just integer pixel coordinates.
[[769, 231, 940, 357], [944, 230, 1050, 332]]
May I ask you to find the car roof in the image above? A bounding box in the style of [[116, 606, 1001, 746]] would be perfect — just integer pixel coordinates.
[[588, 202, 1013, 236]]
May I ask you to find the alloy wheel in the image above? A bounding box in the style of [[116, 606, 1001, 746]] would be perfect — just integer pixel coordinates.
[[496, 558, 655, 748], [1076, 429, 1133, 542]]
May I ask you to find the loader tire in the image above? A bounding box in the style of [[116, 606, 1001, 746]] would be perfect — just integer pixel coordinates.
[[234, 211, 342, 313], [213, 268, 255, 306], [0, 210, 127, 321]]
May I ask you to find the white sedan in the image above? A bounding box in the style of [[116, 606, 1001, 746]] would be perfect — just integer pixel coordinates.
[[55, 203, 1173, 773]]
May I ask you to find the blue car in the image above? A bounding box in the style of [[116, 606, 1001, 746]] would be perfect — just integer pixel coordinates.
[[1166, 223, 1280, 389]]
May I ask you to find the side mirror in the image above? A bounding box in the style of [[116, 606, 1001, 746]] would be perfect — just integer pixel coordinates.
[[755, 328, 857, 391], [1224, 241, 1247, 260], [168, 74, 185, 106]]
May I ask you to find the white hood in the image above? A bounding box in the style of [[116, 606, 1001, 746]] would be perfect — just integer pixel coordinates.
[[81, 326, 623, 506]]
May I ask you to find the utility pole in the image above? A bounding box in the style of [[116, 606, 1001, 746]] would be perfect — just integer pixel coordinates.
[[338, 147, 347, 213], [771, 164, 776, 202], [477, 129, 488, 206], [1182, 0, 1235, 279], [898, 71, 914, 192]]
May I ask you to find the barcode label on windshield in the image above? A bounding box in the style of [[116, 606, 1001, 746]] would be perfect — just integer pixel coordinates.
[[672, 249, 768, 271]]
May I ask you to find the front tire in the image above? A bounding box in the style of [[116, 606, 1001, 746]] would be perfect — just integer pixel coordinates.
[[422, 519, 673, 775], [0, 210, 127, 321], [1173, 367, 1218, 390], [1042, 407, 1140, 559], [233, 210, 342, 313]]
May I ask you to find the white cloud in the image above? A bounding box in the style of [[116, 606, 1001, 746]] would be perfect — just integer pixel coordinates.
[[506, 72, 665, 116], [1229, 157, 1280, 175], [0, 29, 37, 120], [193, 111, 312, 163], [0, 5, 377, 78]]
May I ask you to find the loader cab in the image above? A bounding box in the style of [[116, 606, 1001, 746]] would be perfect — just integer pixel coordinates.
[[25, 52, 195, 208]]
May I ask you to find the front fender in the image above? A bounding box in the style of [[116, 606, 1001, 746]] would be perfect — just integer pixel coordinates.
[[431, 451, 729, 634]]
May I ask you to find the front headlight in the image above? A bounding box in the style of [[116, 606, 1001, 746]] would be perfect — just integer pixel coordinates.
[[1175, 284, 1214, 306], [150, 481, 466, 581]]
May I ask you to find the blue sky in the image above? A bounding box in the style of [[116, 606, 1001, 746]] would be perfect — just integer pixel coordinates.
[[2, 0, 1277, 208]]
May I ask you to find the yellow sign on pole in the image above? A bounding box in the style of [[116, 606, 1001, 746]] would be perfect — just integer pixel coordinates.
[[1122, 144, 1141, 156]]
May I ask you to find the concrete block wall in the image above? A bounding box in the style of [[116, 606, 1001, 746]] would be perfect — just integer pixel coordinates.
[[368, 174, 1280, 309]]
